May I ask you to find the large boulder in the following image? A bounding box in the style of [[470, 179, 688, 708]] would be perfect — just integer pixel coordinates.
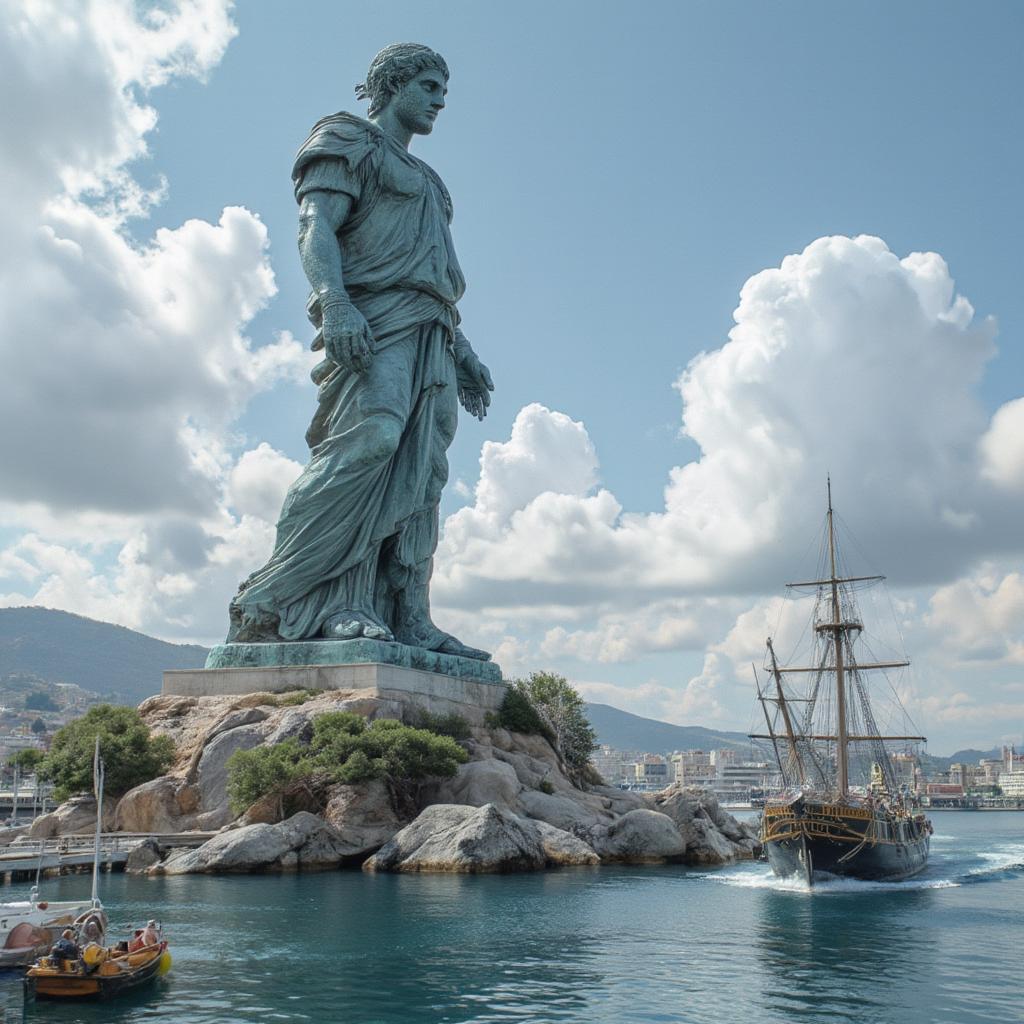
[[364, 803, 547, 874], [125, 838, 167, 874], [263, 707, 316, 746], [114, 776, 199, 834], [518, 789, 607, 834], [534, 820, 600, 866], [29, 796, 118, 838], [155, 812, 351, 874], [488, 747, 557, 791], [591, 809, 688, 864], [648, 784, 755, 865], [322, 779, 406, 858], [591, 785, 647, 816], [193, 723, 268, 821], [424, 759, 522, 811], [684, 816, 743, 865]]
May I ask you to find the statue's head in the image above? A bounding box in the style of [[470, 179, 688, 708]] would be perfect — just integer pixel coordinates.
[[356, 43, 449, 134]]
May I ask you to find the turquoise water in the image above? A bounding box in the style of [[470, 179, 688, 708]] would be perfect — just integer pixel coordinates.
[[1, 810, 1020, 1023]]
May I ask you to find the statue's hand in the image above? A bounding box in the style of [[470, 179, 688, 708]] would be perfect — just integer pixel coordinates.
[[322, 297, 374, 374], [455, 350, 494, 420]]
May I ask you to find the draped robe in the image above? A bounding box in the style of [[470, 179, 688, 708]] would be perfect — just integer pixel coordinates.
[[227, 113, 467, 646]]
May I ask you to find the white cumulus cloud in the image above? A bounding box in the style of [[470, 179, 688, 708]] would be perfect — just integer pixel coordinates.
[[433, 235, 1024, 750], [0, 1, 313, 642]]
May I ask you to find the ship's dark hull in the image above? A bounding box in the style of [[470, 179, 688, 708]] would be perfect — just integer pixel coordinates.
[[762, 798, 930, 885]]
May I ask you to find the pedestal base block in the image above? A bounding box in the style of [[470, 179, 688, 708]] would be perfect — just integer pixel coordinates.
[[162, 641, 507, 725], [203, 638, 501, 683]]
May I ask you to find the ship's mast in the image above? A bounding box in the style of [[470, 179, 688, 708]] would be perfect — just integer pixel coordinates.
[[826, 478, 849, 795], [767, 639, 806, 786], [750, 482, 926, 788]]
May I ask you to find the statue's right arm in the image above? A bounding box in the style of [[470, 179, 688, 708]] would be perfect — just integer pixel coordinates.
[[297, 189, 374, 374]]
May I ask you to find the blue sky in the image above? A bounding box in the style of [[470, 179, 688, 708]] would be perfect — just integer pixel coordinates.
[[1, 1, 1023, 752], [144, 0, 1024, 507]]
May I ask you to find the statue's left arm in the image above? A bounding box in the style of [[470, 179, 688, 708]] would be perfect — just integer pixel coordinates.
[[453, 327, 494, 420]]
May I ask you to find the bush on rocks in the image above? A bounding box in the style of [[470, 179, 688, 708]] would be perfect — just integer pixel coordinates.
[[489, 673, 597, 782], [227, 712, 469, 816], [40, 705, 175, 801], [407, 707, 472, 740]]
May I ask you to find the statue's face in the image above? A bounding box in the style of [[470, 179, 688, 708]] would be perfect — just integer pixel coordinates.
[[388, 67, 448, 135]]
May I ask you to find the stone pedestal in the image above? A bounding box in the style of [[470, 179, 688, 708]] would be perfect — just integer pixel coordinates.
[[204, 638, 502, 683], [162, 639, 507, 727]]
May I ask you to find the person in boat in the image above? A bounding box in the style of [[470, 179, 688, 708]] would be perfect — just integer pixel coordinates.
[[48, 929, 80, 964], [128, 920, 160, 952]]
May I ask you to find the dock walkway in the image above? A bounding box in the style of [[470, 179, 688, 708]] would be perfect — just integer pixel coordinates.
[[0, 832, 215, 882]]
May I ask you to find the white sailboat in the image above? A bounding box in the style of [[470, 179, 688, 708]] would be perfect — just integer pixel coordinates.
[[0, 739, 107, 965]]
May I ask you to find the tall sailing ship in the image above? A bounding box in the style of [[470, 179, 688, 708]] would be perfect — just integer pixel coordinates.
[[752, 483, 932, 886]]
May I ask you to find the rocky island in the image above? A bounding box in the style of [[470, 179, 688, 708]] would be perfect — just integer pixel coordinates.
[[29, 686, 759, 876]]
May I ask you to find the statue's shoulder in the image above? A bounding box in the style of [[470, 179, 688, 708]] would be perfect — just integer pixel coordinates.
[[293, 111, 383, 180]]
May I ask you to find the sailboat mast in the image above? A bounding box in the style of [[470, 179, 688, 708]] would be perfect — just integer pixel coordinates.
[[827, 478, 850, 795], [767, 639, 806, 786], [753, 664, 788, 787], [91, 737, 104, 909]]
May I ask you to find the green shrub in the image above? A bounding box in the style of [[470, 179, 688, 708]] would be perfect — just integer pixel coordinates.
[[279, 688, 324, 706], [226, 739, 307, 815], [226, 713, 469, 813], [493, 683, 551, 738], [258, 688, 325, 708], [537, 778, 555, 795], [39, 705, 176, 801], [408, 707, 472, 740]]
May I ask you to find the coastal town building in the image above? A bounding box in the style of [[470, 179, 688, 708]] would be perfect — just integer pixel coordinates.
[[999, 772, 1024, 799], [670, 750, 716, 787], [589, 739, 1024, 807], [633, 755, 670, 789]]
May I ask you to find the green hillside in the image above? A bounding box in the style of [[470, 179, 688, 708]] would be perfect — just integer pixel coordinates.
[[0, 607, 208, 705], [585, 702, 756, 755]]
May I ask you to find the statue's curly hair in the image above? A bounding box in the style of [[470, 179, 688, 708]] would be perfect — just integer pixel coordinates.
[[355, 43, 449, 118]]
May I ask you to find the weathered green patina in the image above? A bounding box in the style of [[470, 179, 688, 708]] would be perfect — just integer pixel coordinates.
[[222, 44, 494, 667], [205, 638, 503, 683]]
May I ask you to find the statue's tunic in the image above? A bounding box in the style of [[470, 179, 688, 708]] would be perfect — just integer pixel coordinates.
[[228, 113, 465, 644]]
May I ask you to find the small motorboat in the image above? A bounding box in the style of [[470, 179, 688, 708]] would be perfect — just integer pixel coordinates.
[[24, 919, 171, 1000]]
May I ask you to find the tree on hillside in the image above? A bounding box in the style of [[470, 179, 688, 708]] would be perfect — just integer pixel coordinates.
[[31, 717, 47, 735], [39, 704, 175, 801], [24, 692, 58, 712], [515, 672, 597, 777], [8, 748, 44, 773]]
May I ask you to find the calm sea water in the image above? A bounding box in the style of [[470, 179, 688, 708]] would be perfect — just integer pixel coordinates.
[[0, 810, 1020, 1024]]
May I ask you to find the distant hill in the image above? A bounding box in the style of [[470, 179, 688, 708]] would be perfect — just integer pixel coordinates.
[[0, 607, 208, 705], [0, 609, 995, 759], [585, 702, 754, 754], [946, 747, 1001, 763], [921, 747, 1002, 773]]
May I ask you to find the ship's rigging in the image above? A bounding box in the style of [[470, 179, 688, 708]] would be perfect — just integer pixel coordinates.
[[751, 479, 926, 798]]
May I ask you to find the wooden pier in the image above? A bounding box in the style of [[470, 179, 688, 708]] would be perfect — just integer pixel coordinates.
[[0, 832, 214, 883]]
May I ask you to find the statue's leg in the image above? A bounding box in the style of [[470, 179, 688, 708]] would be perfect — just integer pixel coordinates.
[[317, 335, 421, 641], [383, 340, 491, 661], [229, 334, 419, 643]]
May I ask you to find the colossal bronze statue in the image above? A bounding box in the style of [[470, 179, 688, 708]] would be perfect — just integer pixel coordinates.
[[225, 44, 493, 662]]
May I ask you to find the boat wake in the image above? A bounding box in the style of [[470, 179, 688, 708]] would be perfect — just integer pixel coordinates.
[[698, 839, 1024, 894], [965, 842, 1024, 880]]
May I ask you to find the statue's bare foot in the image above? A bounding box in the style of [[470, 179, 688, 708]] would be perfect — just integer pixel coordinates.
[[322, 611, 394, 642], [436, 634, 491, 661]]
